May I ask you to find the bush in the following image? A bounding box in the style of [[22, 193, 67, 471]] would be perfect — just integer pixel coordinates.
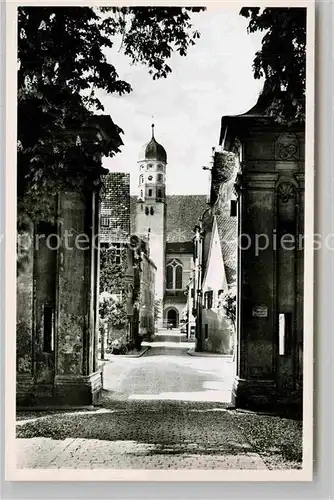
[[221, 288, 236, 329]]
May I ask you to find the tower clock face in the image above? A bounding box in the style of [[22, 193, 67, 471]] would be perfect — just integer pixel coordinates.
[[148, 175, 153, 181]]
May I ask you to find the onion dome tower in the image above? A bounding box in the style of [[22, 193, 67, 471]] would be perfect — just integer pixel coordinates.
[[135, 124, 167, 306]]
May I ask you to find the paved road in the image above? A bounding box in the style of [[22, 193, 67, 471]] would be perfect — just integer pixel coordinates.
[[102, 342, 234, 402], [15, 342, 303, 470]]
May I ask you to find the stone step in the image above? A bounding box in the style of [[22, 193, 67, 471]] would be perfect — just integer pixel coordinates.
[[154, 331, 189, 343]]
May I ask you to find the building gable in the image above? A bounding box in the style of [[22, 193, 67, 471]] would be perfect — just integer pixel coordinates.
[[202, 217, 227, 292]]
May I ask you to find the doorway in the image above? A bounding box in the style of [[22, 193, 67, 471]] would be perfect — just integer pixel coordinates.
[[166, 308, 179, 328]]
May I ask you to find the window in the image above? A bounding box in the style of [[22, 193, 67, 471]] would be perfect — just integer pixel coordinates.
[[140, 189, 143, 198], [148, 175, 153, 181], [230, 200, 237, 217], [193, 240, 198, 260], [166, 265, 173, 289], [147, 164, 153, 170], [157, 174, 163, 182], [101, 217, 110, 227], [157, 189, 162, 199], [205, 324, 209, 340], [148, 189, 152, 197], [175, 265, 182, 289], [150, 207, 154, 215], [166, 259, 183, 290], [110, 242, 122, 264], [43, 305, 53, 353], [157, 164, 163, 171], [204, 290, 213, 309], [140, 174, 144, 184], [145, 206, 149, 215]]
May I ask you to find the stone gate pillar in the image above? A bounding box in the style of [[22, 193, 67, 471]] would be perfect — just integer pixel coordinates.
[[229, 126, 304, 409], [54, 190, 102, 405], [232, 172, 279, 407]]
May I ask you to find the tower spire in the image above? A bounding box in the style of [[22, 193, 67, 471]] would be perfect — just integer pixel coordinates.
[[151, 117, 155, 138]]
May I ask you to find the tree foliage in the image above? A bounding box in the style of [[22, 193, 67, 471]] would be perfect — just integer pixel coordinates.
[[221, 288, 236, 329], [18, 6, 205, 222], [154, 298, 162, 323], [99, 244, 127, 293], [240, 7, 306, 124], [108, 296, 128, 329], [99, 291, 127, 329]]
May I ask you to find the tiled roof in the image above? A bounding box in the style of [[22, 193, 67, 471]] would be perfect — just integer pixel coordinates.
[[201, 211, 214, 280], [166, 195, 208, 242], [100, 173, 130, 242], [130, 195, 208, 242], [215, 211, 237, 287], [130, 197, 137, 235]]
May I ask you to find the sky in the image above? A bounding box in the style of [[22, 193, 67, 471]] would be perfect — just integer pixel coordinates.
[[99, 6, 264, 195]]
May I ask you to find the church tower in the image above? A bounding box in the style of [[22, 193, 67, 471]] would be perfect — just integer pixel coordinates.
[[136, 124, 167, 305]]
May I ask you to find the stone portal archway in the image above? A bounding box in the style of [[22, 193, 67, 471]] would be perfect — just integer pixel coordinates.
[[166, 308, 179, 328]]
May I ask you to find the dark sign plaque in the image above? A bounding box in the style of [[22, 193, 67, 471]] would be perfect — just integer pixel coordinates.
[[252, 305, 268, 318]]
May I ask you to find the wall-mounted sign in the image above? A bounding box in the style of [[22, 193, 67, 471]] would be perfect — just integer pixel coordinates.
[[252, 305, 268, 318]]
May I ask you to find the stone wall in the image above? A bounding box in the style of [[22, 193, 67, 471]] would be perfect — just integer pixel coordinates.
[[16, 219, 35, 400], [201, 308, 234, 354], [16, 191, 102, 407]]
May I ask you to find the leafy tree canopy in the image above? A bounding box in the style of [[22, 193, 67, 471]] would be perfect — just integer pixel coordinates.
[[154, 298, 162, 322], [18, 6, 205, 222], [99, 291, 127, 328], [99, 244, 127, 293], [240, 7, 306, 124]]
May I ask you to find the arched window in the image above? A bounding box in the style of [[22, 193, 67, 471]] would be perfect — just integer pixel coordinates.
[[150, 207, 154, 215], [157, 164, 163, 171], [166, 265, 173, 289], [148, 189, 152, 197], [175, 265, 182, 289], [157, 174, 163, 182], [145, 206, 149, 215], [166, 259, 183, 290], [140, 189, 143, 198], [140, 174, 144, 184], [157, 189, 162, 199]]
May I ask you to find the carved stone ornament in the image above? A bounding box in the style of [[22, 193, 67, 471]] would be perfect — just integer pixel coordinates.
[[277, 182, 296, 203], [275, 133, 299, 161]]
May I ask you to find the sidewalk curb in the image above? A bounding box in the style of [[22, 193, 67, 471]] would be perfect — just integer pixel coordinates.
[[187, 348, 234, 360], [16, 405, 98, 413], [103, 345, 151, 360], [124, 345, 151, 358]]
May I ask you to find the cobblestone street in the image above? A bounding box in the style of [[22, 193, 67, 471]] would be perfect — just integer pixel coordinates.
[[16, 342, 303, 470]]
